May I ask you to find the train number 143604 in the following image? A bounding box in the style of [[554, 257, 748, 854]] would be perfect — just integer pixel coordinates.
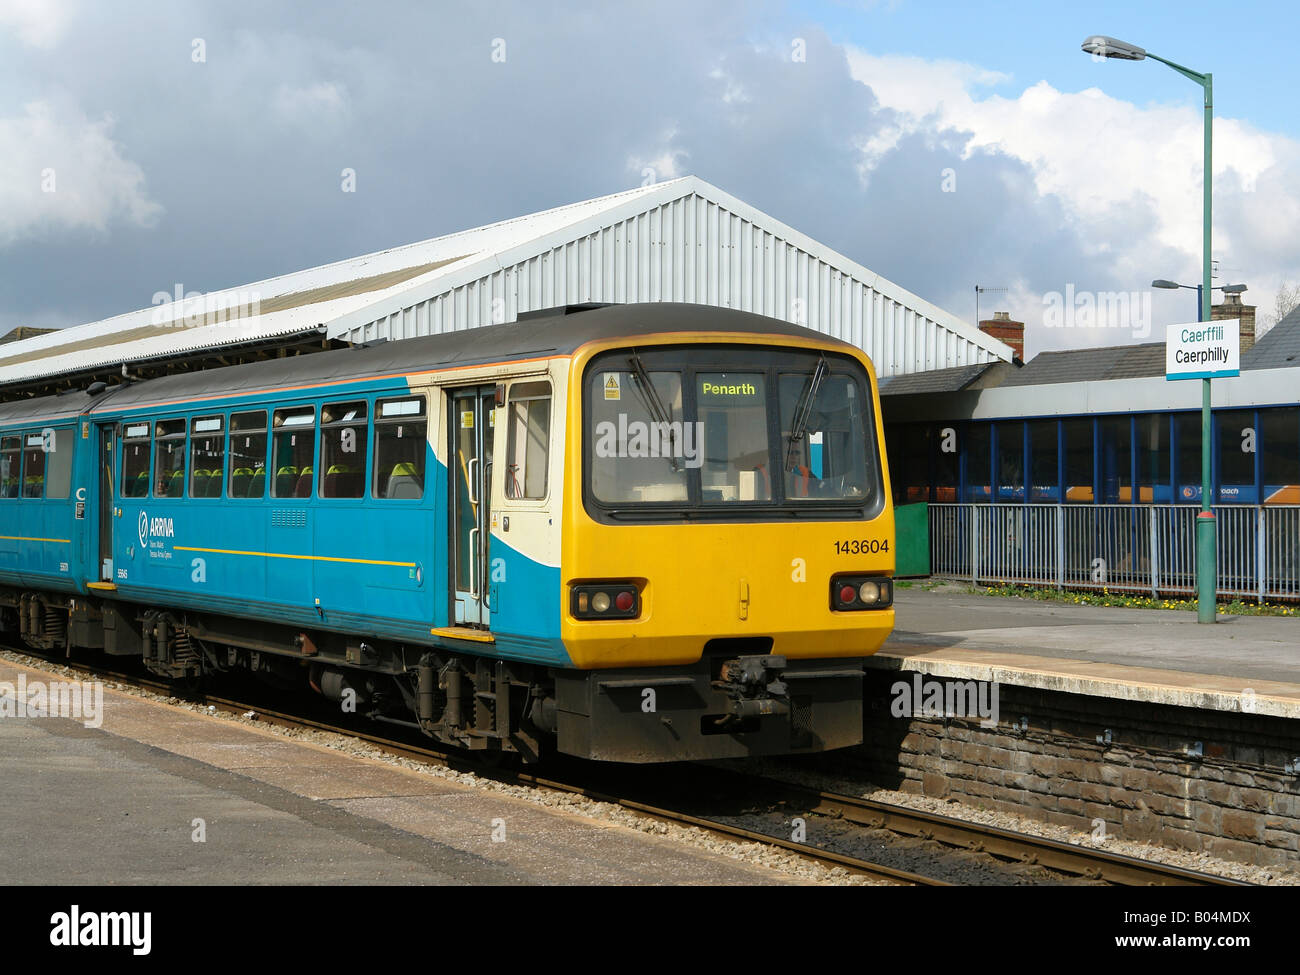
[[834, 538, 889, 555]]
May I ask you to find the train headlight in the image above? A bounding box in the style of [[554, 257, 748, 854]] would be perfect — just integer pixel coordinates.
[[831, 575, 892, 611], [571, 582, 641, 620]]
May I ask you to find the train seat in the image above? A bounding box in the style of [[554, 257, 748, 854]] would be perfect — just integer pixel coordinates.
[[387, 462, 422, 499], [274, 466, 299, 497]]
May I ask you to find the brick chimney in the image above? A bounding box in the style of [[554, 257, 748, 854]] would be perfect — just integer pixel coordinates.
[[979, 311, 1025, 361], [1211, 293, 1256, 352]]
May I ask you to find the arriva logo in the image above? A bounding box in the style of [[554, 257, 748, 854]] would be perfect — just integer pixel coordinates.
[[138, 510, 175, 547]]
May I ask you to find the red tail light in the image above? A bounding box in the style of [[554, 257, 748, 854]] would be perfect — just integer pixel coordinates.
[[571, 582, 641, 620], [831, 574, 893, 611]]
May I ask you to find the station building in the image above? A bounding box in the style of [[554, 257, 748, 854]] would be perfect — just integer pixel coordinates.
[[879, 297, 1300, 601]]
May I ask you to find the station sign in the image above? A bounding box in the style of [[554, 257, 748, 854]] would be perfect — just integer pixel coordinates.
[[1166, 318, 1239, 380]]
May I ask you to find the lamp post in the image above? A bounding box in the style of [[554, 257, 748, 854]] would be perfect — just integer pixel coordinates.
[[1085, 34, 1218, 623], [1152, 279, 1248, 323]]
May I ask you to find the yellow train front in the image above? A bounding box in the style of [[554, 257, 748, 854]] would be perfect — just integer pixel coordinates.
[[550, 307, 895, 762]]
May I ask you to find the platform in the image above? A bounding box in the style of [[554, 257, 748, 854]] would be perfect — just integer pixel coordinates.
[[877, 587, 1300, 719], [0, 659, 804, 886]]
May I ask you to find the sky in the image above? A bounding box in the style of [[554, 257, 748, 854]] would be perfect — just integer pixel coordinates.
[[2, 0, 1297, 361]]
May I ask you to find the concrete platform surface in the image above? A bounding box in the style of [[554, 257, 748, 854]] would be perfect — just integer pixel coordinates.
[[0, 659, 803, 886], [878, 588, 1300, 718]]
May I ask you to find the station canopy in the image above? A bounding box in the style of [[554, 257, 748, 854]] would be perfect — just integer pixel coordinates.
[[1, 176, 1011, 398]]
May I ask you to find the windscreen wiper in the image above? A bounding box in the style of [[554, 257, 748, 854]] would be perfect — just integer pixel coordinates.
[[628, 352, 681, 470], [784, 354, 827, 472]]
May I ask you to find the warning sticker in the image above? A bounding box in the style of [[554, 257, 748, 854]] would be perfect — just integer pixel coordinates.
[[460, 410, 474, 429], [603, 374, 621, 401]]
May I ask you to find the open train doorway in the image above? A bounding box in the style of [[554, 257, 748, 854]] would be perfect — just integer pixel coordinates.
[[97, 424, 115, 581], [449, 385, 495, 626]]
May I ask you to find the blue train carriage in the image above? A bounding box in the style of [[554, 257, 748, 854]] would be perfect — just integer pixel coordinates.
[[1, 303, 896, 763], [0, 394, 89, 651]]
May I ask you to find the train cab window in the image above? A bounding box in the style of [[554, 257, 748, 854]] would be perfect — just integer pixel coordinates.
[[1, 436, 20, 498], [21, 433, 47, 498], [505, 381, 550, 500], [190, 416, 225, 499], [229, 411, 268, 498], [44, 428, 73, 499], [589, 369, 688, 503], [697, 373, 771, 503], [777, 372, 873, 503], [272, 407, 316, 498], [154, 419, 187, 498], [374, 397, 427, 499], [121, 423, 152, 498], [320, 401, 368, 499]]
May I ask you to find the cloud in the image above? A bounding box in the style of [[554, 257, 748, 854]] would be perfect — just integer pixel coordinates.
[[2, 2, 1295, 365], [273, 81, 350, 126], [845, 49, 1300, 350], [0, 0, 76, 49], [0, 100, 163, 246]]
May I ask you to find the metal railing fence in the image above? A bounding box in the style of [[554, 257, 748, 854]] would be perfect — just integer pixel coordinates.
[[928, 503, 1300, 602]]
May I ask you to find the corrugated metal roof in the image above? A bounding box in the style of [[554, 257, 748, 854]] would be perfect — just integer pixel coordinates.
[[1, 176, 1011, 386], [0, 256, 467, 374]]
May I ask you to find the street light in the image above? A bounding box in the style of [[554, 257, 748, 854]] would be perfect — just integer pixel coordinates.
[[1152, 279, 1248, 321], [1085, 34, 1218, 623]]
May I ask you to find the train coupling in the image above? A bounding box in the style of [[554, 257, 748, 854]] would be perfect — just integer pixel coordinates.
[[712, 654, 791, 721]]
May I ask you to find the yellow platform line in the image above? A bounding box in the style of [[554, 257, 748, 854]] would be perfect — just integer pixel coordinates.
[[0, 534, 71, 544], [174, 545, 415, 568]]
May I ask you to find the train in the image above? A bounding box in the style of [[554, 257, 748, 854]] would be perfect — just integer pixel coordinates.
[[0, 302, 895, 762]]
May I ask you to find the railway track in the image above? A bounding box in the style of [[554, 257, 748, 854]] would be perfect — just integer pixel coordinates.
[[3, 648, 1251, 886]]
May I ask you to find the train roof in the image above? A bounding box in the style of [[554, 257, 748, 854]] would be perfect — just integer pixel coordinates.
[[0, 303, 854, 425]]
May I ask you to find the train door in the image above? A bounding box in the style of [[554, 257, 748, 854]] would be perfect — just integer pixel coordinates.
[[449, 385, 495, 626], [97, 424, 115, 581]]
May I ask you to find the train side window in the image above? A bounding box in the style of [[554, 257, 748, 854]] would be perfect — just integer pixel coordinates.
[[190, 415, 225, 499], [320, 401, 368, 499], [1, 436, 20, 498], [374, 396, 426, 499], [21, 433, 47, 498], [272, 406, 316, 498], [229, 411, 268, 498], [154, 419, 187, 498], [505, 381, 551, 499], [45, 428, 73, 499], [121, 423, 152, 498]]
